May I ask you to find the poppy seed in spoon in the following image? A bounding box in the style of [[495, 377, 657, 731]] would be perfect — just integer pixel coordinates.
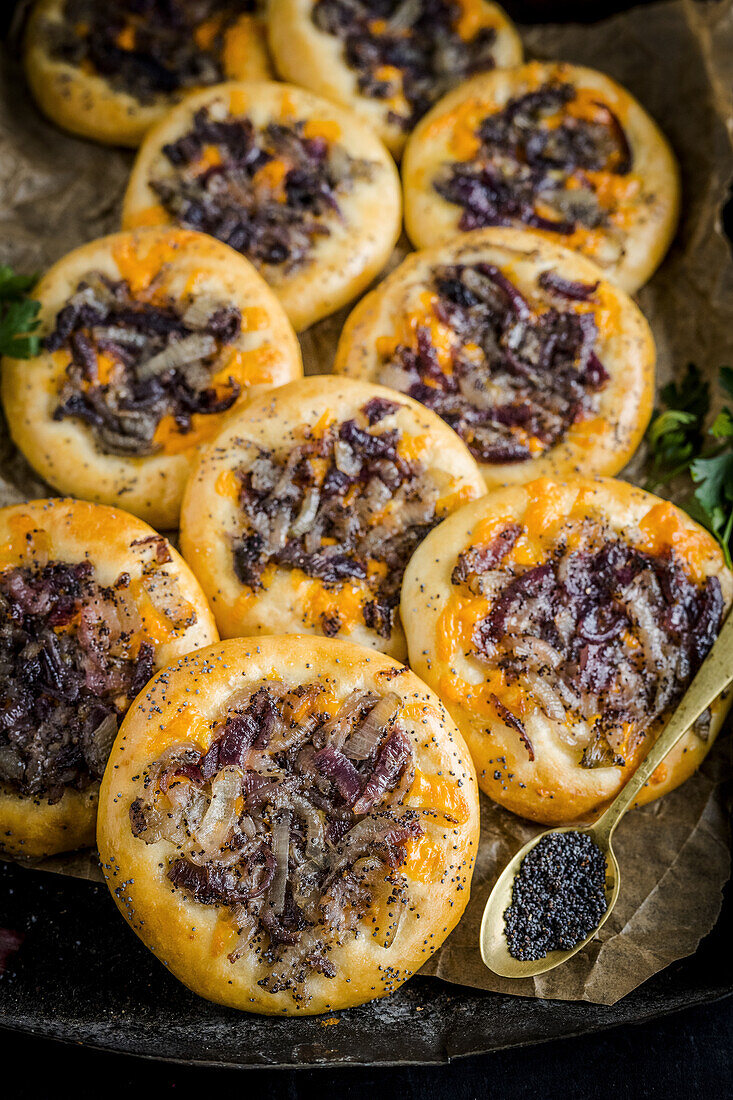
[[503, 831, 608, 961]]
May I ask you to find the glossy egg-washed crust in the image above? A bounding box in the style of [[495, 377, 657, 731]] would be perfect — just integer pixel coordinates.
[[334, 227, 656, 486], [96, 635, 480, 1014], [402, 477, 733, 825], [180, 376, 486, 660], [267, 0, 523, 158], [24, 0, 271, 147], [1, 227, 302, 530], [121, 82, 402, 331], [402, 62, 680, 293], [0, 498, 218, 858]]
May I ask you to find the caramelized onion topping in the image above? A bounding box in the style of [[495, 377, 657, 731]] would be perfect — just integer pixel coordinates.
[[452, 526, 723, 763], [48, 272, 242, 457], [232, 399, 444, 639], [47, 0, 252, 104], [376, 263, 609, 464], [130, 682, 424, 1001], [0, 559, 159, 800], [435, 79, 633, 237], [311, 0, 500, 132], [151, 108, 375, 272]]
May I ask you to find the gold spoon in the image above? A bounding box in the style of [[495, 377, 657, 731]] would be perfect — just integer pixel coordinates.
[[480, 605, 733, 979]]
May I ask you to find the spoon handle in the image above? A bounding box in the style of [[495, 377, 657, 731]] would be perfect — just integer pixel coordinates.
[[593, 606, 733, 843]]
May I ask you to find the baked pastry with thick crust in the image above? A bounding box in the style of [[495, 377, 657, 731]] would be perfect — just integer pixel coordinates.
[[402, 477, 732, 824], [97, 635, 480, 1014], [1, 227, 302, 530], [402, 62, 680, 293], [267, 0, 522, 157], [24, 0, 271, 147], [334, 227, 655, 486], [0, 498, 218, 858], [122, 81, 402, 330], [180, 376, 485, 659]]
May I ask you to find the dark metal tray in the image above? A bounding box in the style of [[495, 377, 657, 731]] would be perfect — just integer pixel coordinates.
[[2, 0, 732, 1071], [1, 858, 731, 1068]]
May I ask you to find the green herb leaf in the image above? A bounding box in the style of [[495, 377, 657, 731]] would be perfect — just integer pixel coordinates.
[[0, 266, 41, 358], [645, 365, 733, 567], [644, 365, 710, 491], [0, 265, 38, 300], [690, 452, 733, 567]]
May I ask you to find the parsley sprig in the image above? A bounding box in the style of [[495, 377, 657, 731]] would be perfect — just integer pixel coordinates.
[[645, 364, 733, 567], [0, 266, 41, 358]]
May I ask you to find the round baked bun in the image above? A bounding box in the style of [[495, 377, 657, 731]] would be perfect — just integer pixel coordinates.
[[121, 81, 402, 330], [403, 62, 680, 293], [334, 227, 655, 487], [24, 0, 271, 147], [97, 635, 480, 1014], [402, 477, 733, 825], [267, 0, 522, 158], [1, 227, 302, 530], [180, 376, 485, 660], [0, 497, 218, 859]]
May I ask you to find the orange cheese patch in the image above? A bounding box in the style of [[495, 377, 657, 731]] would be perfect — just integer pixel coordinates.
[[453, 0, 498, 41], [129, 577, 195, 645], [637, 502, 716, 580], [112, 233, 192, 296], [303, 119, 341, 143], [228, 87, 249, 115], [253, 159, 288, 201], [410, 767, 470, 824], [194, 15, 223, 51], [216, 468, 240, 500], [0, 515, 52, 568], [115, 24, 136, 51], [402, 833, 446, 884], [144, 706, 213, 756], [222, 16, 263, 77], [153, 413, 224, 455], [301, 573, 365, 633], [397, 433, 427, 462]]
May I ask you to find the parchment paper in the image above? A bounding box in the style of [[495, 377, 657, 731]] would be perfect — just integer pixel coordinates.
[[2, 0, 732, 1006]]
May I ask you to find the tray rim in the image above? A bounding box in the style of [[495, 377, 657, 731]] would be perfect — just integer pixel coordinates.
[[2, 985, 733, 1069]]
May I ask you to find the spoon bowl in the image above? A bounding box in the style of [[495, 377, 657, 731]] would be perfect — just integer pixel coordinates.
[[479, 605, 733, 979], [479, 825, 621, 979]]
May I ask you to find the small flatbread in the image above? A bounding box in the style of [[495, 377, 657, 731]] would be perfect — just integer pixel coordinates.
[[0, 497, 218, 858], [403, 62, 680, 293], [180, 376, 485, 660], [402, 477, 732, 824], [1, 227, 302, 529], [334, 226, 656, 486], [122, 81, 402, 330], [267, 0, 522, 157], [24, 0, 271, 147], [97, 635, 480, 1014]]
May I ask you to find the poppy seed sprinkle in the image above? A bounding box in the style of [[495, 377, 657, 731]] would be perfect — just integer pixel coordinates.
[[503, 831, 608, 961]]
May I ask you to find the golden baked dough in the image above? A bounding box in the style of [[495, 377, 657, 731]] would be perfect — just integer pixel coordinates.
[[402, 477, 733, 824], [402, 62, 680, 293], [1, 227, 302, 529], [121, 81, 402, 330], [334, 227, 655, 487], [267, 0, 522, 157], [180, 376, 485, 660], [24, 0, 271, 147], [96, 635, 480, 1014], [0, 498, 218, 858]]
